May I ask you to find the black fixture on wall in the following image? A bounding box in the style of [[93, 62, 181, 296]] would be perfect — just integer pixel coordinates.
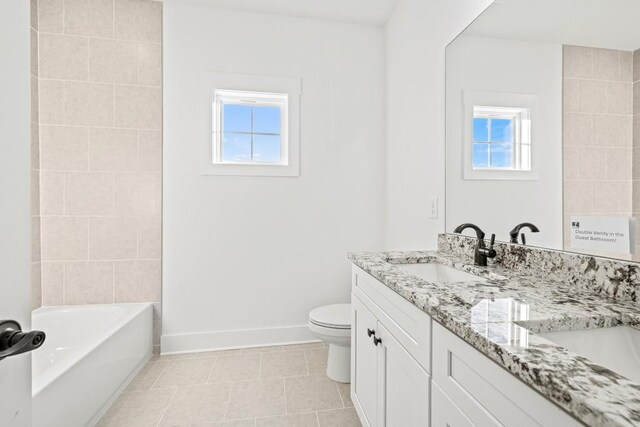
[[509, 223, 540, 245]]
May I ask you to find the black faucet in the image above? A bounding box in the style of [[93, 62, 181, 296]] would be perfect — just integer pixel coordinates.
[[453, 223, 497, 266], [509, 223, 539, 244]]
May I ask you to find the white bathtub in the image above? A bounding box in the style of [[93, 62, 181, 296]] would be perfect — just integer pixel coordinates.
[[32, 303, 153, 427]]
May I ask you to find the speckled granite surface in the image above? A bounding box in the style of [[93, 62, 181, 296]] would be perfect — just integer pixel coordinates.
[[348, 235, 640, 427]]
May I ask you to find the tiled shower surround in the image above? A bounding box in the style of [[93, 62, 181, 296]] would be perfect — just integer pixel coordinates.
[[31, 0, 162, 349], [562, 45, 635, 258]]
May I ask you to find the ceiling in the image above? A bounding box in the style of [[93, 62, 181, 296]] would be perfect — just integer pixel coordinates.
[[464, 0, 640, 51], [187, 0, 401, 25]]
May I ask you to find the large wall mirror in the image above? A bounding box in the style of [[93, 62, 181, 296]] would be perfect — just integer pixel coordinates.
[[446, 0, 640, 260]]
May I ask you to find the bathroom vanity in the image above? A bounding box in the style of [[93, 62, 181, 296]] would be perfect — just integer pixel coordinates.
[[349, 234, 640, 427]]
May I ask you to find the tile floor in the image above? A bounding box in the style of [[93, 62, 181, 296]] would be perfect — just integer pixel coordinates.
[[98, 343, 362, 427]]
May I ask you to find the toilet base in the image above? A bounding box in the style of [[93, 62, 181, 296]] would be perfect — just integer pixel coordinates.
[[326, 343, 351, 383]]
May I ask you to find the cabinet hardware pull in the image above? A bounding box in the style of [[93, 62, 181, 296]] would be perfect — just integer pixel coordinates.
[[373, 336, 382, 346], [367, 328, 375, 337]]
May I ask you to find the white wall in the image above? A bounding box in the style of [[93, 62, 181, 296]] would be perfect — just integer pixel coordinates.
[[446, 36, 563, 248], [383, 0, 494, 250], [162, 0, 385, 352]]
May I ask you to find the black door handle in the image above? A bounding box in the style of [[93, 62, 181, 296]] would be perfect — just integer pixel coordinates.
[[367, 328, 375, 337], [0, 320, 46, 361], [373, 336, 382, 346]]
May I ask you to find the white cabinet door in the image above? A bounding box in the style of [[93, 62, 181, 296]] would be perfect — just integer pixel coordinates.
[[0, 1, 34, 426], [352, 295, 380, 427], [377, 323, 430, 427], [432, 382, 474, 427]]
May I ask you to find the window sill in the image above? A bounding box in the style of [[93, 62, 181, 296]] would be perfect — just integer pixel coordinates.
[[201, 162, 300, 177], [463, 169, 539, 181]]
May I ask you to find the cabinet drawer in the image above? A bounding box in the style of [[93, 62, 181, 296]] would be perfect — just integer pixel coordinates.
[[432, 322, 582, 427], [432, 382, 474, 427], [352, 266, 431, 372]]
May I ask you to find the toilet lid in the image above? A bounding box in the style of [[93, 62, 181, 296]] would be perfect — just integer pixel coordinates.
[[309, 304, 351, 329]]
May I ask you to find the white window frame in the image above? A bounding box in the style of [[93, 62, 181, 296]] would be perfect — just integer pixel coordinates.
[[213, 90, 288, 165], [463, 91, 538, 181], [200, 71, 301, 177], [472, 106, 531, 171]]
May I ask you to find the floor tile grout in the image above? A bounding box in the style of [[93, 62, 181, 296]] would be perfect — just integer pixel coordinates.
[[99, 343, 358, 426]]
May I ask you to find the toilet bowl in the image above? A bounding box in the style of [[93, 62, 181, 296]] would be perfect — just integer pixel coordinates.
[[308, 303, 351, 383]]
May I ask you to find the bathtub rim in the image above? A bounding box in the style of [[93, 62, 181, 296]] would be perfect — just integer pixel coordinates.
[[31, 302, 154, 397]]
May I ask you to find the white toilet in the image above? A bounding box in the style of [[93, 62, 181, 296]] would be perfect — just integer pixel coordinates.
[[308, 303, 351, 383]]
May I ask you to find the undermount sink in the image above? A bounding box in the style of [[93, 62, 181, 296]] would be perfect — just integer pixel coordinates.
[[393, 262, 486, 283], [537, 326, 640, 382]]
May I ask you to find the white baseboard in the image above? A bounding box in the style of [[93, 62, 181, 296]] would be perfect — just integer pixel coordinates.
[[160, 323, 318, 355]]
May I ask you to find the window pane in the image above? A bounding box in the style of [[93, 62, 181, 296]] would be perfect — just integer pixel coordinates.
[[472, 143, 489, 168], [253, 106, 281, 134], [252, 134, 281, 163], [490, 143, 513, 168], [222, 133, 251, 162], [490, 119, 513, 143], [223, 104, 252, 132], [473, 118, 489, 142]]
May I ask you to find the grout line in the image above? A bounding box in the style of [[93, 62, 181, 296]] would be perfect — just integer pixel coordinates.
[[39, 76, 161, 89], [155, 387, 178, 427], [36, 30, 162, 46], [282, 377, 288, 415], [315, 411, 320, 427], [303, 349, 310, 375], [205, 357, 217, 384], [222, 381, 233, 421], [337, 382, 346, 408]]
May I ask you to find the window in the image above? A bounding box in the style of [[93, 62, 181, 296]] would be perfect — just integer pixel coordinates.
[[200, 71, 301, 177], [472, 106, 531, 171], [213, 90, 288, 165], [462, 91, 538, 181]]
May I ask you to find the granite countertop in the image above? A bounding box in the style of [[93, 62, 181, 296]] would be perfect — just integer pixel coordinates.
[[348, 249, 640, 427]]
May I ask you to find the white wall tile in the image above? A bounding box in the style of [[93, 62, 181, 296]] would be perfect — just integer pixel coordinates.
[[64, 261, 114, 304], [114, 172, 161, 216], [31, 29, 38, 76], [592, 48, 619, 81], [42, 262, 64, 305], [114, 0, 162, 43], [115, 85, 162, 129], [64, 0, 114, 37], [114, 260, 161, 302], [31, 216, 41, 263], [138, 130, 161, 172], [40, 171, 64, 215], [31, 169, 40, 216], [39, 34, 88, 80], [90, 128, 138, 171], [89, 38, 138, 84], [64, 81, 114, 126], [89, 216, 137, 259], [41, 216, 89, 261], [38, 0, 63, 34], [563, 113, 592, 147], [578, 79, 607, 113], [137, 215, 161, 259], [563, 46, 592, 79], [40, 125, 89, 171], [137, 43, 162, 86], [64, 171, 114, 215], [593, 115, 632, 148], [606, 148, 632, 181], [605, 81, 632, 115], [39, 79, 64, 125], [31, 263, 42, 310], [565, 181, 593, 213]]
